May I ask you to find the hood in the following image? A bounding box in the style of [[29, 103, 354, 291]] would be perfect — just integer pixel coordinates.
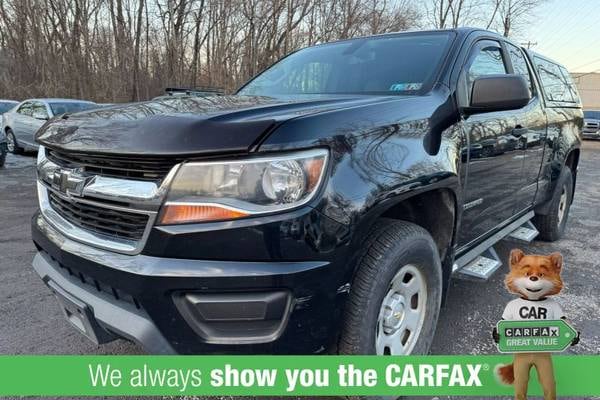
[[36, 95, 395, 156]]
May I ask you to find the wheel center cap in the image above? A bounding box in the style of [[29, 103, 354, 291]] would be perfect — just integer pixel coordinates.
[[383, 293, 405, 332]]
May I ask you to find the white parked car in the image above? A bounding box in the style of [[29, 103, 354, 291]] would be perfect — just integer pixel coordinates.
[[0, 99, 19, 167], [1, 98, 97, 153], [0, 99, 18, 124]]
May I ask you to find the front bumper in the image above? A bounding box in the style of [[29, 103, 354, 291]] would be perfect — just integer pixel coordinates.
[[583, 130, 600, 139], [31, 211, 352, 354], [32, 251, 176, 353]]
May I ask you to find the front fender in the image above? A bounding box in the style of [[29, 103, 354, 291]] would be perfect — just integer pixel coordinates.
[[258, 93, 465, 292]]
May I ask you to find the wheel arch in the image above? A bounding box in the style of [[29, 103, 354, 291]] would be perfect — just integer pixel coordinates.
[[348, 185, 460, 298], [564, 147, 579, 201], [536, 146, 580, 216], [378, 188, 458, 263]]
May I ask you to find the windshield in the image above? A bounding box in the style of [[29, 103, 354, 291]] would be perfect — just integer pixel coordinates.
[[49, 102, 96, 115], [0, 102, 17, 114], [239, 32, 453, 97], [584, 110, 600, 119]]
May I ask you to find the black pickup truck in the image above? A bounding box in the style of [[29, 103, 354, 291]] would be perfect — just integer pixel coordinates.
[[31, 28, 582, 355]]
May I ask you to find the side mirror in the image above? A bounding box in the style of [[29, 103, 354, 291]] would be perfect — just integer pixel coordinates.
[[32, 111, 48, 120], [464, 74, 530, 115]]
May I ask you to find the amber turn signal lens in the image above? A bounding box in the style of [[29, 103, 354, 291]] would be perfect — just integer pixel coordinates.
[[304, 158, 325, 191], [159, 204, 249, 224]]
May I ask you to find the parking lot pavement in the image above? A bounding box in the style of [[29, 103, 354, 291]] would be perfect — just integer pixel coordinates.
[[431, 144, 600, 357], [0, 143, 599, 396]]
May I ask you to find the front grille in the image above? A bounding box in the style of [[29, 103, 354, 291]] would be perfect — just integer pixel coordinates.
[[47, 150, 179, 181], [49, 192, 148, 241]]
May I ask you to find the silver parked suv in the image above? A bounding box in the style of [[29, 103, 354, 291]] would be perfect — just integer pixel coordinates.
[[583, 110, 600, 139]]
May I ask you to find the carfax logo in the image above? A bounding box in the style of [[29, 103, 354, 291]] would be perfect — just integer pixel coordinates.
[[504, 326, 559, 338]]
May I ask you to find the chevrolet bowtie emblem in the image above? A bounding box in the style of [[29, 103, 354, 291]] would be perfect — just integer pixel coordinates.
[[52, 169, 88, 197]]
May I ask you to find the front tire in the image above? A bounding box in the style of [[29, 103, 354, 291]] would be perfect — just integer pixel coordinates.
[[6, 129, 22, 154], [533, 166, 573, 241], [339, 219, 442, 356]]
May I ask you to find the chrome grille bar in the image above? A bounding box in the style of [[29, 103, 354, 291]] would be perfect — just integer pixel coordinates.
[[36, 146, 177, 255]]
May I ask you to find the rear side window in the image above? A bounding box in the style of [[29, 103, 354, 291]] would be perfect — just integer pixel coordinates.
[[558, 65, 580, 103], [506, 43, 533, 96], [17, 102, 33, 116], [534, 56, 579, 103]]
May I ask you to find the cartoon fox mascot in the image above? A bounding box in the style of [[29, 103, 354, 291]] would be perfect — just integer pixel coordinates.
[[493, 249, 579, 400]]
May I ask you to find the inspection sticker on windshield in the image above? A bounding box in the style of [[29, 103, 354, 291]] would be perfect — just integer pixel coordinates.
[[389, 83, 422, 91]]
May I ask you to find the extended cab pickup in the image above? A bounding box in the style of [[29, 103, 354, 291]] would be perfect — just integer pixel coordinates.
[[31, 28, 582, 355]]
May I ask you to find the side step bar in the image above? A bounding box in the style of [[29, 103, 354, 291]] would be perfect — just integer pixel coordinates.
[[506, 220, 539, 243], [453, 211, 535, 280], [456, 248, 502, 280]]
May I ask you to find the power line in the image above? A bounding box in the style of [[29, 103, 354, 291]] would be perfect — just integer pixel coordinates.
[[572, 68, 600, 81], [537, 1, 595, 51], [572, 57, 600, 72]]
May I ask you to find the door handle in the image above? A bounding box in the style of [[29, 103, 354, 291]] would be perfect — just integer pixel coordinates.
[[511, 126, 528, 137]]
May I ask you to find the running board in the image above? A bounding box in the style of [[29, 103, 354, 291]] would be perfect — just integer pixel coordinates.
[[456, 248, 502, 280], [506, 220, 539, 243], [452, 211, 535, 280]]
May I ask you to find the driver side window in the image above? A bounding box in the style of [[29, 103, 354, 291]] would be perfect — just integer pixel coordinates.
[[32, 102, 49, 119], [468, 44, 508, 85]]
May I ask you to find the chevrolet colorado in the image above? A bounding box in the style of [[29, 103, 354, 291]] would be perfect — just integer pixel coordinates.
[[31, 28, 582, 355]]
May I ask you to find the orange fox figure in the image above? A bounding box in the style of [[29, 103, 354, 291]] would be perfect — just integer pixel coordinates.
[[494, 249, 578, 400]]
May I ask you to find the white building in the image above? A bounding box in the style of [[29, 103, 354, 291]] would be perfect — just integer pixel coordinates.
[[572, 72, 600, 110]]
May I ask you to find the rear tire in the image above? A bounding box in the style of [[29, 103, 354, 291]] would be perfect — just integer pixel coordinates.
[[6, 129, 22, 154], [533, 166, 573, 241], [338, 219, 442, 357], [0, 147, 5, 167]]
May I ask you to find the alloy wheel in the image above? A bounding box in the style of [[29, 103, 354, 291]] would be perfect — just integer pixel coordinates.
[[6, 132, 15, 153]]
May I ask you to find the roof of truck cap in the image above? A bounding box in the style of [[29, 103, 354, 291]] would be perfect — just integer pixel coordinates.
[[22, 98, 95, 103]]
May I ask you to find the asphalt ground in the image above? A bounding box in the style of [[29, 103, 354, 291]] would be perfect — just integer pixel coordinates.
[[1, 142, 599, 400]]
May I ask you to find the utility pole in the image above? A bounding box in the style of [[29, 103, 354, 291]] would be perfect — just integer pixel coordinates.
[[521, 41, 538, 49]]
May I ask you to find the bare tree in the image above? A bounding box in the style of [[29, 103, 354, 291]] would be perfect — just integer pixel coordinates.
[[0, 0, 421, 102], [495, 0, 547, 37], [424, 0, 544, 36], [132, 0, 145, 101], [427, 0, 488, 29]]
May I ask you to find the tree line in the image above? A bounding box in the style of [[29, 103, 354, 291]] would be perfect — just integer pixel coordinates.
[[0, 0, 545, 103]]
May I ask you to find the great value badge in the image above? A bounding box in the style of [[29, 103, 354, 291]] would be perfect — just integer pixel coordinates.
[[496, 319, 578, 353]]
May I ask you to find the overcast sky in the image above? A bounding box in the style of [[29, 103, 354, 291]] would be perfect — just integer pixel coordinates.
[[523, 0, 600, 72]]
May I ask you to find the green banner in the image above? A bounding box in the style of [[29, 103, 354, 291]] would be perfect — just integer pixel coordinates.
[[0, 355, 597, 396], [497, 319, 577, 353]]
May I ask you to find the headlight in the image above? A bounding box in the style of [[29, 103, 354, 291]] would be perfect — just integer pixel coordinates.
[[159, 149, 328, 224]]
